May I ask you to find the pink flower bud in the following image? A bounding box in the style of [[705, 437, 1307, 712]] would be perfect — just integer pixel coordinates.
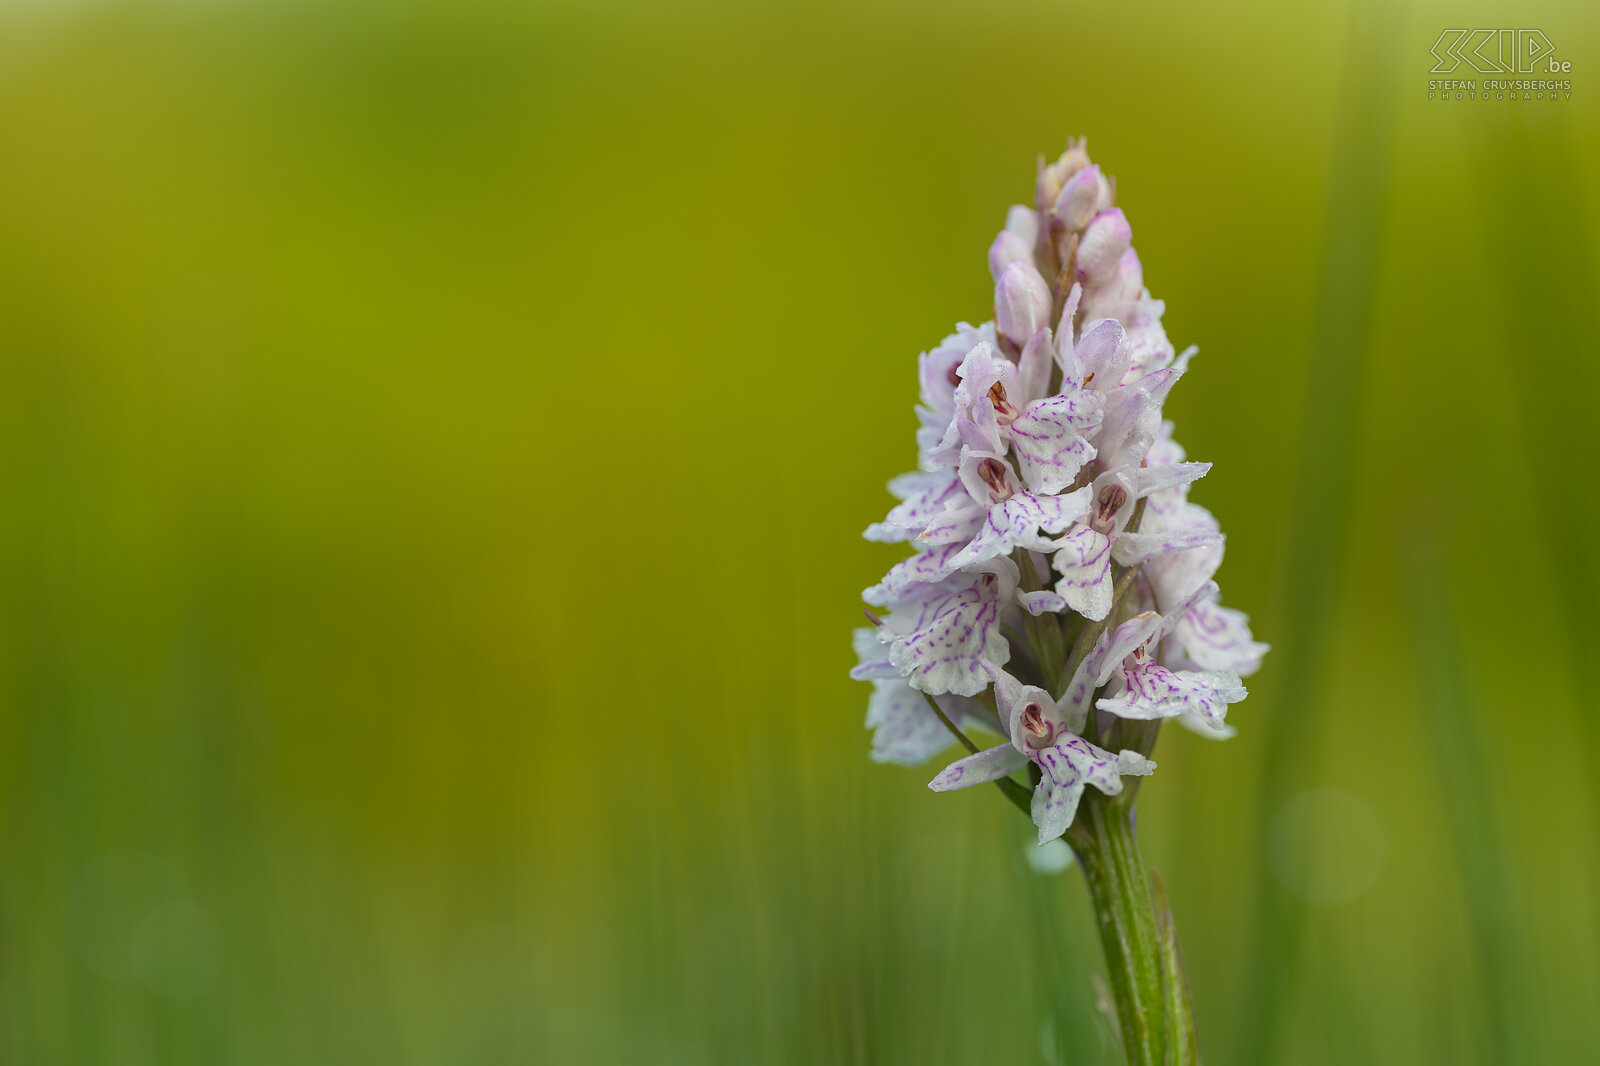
[[1035, 161, 1064, 215], [988, 230, 1033, 281], [1076, 208, 1131, 283], [1110, 247, 1142, 293], [1082, 248, 1144, 322], [1035, 143, 1091, 213], [1052, 165, 1110, 232], [1004, 205, 1039, 246], [994, 260, 1052, 346]]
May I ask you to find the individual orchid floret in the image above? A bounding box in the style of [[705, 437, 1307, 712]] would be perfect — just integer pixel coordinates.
[[915, 322, 996, 466], [1091, 602, 1248, 737], [929, 664, 1155, 843], [862, 470, 974, 544], [1006, 388, 1105, 495], [1139, 519, 1269, 679], [1031, 737, 1155, 843], [940, 452, 1091, 572], [1052, 462, 1217, 619], [874, 556, 1026, 697], [927, 337, 1103, 492], [1167, 598, 1270, 678], [1135, 424, 1270, 676], [852, 627, 998, 765], [1054, 285, 1128, 392]]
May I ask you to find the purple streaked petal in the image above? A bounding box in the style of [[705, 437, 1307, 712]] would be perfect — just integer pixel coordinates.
[[881, 561, 1018, 697], [864, 471, 965, 543], [1089, 612, 1163, 686], [851, 625, 897, 680], [866, 679, 953, 765], [1018, 589, 1067, 616], [1030, 733, 1135, 843], [1096, 662, 1246, 727], [1112, 525, 1225, 568], [1051, 525, 1114, 620], [947, 486, 1092, 571], [1176, 600, 1270, 676], [1009, 392, 1104, 495], [863, 543, 965, 606], [929, 742, 1028, 792]]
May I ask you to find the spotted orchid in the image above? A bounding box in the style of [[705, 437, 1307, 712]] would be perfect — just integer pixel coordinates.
[[854, 137, 1267, 839], [850, 137, 1270, 1065]]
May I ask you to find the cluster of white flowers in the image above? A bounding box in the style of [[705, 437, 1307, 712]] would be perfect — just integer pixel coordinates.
[[853, 141, 1268, 844]]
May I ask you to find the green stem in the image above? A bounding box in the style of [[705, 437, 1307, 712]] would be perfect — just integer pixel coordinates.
[[1071, 791, 1170, 1066], [1151, 869, 1200, 1065]]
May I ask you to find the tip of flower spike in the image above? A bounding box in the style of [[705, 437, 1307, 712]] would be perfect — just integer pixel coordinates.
[[1053, 164, 1110, 232]]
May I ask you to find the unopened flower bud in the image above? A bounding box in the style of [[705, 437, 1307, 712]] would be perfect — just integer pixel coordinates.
[[1035, 142, 1091, 212], [988, 230, 1033, 281], [1076, 208, 1132, 283], [995, 260, 1052, 346], [1110, 247, 1142, 294], [1004, 205, 1039, 246], [1052, 164, 1110, 231], [1082, 248, 1144, 322], [1035, 160, 1064, 215]]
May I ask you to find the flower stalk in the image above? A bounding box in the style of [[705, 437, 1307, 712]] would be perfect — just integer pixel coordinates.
[[1069, 793, 1169, 1065]]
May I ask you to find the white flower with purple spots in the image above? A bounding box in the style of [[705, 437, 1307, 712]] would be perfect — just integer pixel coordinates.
[[872, 556, 1031, 697], [1051, 462, 1217, 620], [1090, 603, 1248, 737], [929, 664, 1155, 843], [852, 628, 997, 764], [926, 338, 1102, 492]]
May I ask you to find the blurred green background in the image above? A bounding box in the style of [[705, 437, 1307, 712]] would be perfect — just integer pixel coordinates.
[[1, 0, 1597, 1062]]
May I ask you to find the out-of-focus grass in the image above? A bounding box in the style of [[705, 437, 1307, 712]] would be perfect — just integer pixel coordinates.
[[1235, 0, 1405, 1058], [0, 1, 1597, 1063]]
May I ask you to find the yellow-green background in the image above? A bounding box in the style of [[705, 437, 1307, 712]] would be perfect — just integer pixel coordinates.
[[1, 0, 1596, 1062]]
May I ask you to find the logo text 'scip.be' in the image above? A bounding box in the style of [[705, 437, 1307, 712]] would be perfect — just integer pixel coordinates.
[[1427, 29, 1573, 101]]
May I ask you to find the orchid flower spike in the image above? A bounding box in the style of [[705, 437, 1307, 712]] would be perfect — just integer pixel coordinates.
[[852, 139, 1268, 844]]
